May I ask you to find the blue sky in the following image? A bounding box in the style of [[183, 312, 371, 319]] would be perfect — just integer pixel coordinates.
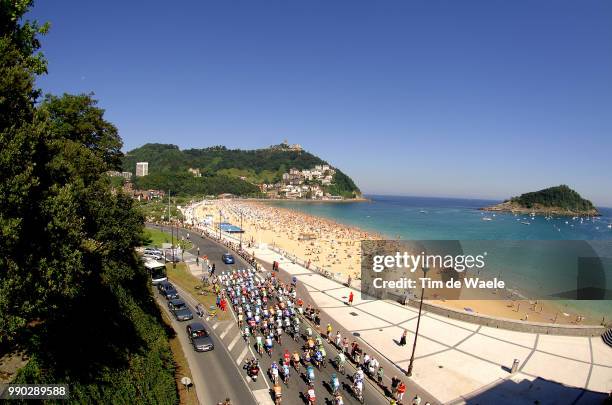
[[29, 1, 612, 205]]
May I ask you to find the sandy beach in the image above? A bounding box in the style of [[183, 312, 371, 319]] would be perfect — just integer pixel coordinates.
[[194, 199, 599, 325]]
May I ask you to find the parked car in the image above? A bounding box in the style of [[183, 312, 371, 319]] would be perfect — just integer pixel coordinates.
[[186, 322, 214, 352], [157, 280, 173, 294], [144, 253, 164, 261], [168, 299, 193, 321], [144, 247, 163, 256], [163, 287, 179, 300], [222, 253, 235, 265]]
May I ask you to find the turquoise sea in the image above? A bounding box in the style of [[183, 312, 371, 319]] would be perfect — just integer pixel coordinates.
[[268, 195, 612, 321]]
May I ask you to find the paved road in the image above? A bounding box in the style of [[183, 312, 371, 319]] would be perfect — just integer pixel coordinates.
[[156, 287, 258, 405], [149, 224, 390, 405]]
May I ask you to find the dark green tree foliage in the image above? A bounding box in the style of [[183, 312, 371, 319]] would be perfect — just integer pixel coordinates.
[[134, 172, 260, 196], [512, 185, 596, 211], [123, 143, 361, 196], [1, 2, 177, 402]]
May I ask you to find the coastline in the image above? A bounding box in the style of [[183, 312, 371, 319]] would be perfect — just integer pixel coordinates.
[[230, 197, 372, 203], [193, 199, 605, 326], [480, 201, 601, 217]]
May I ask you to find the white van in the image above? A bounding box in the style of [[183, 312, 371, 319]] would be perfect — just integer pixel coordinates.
[[144, 259, 167, 285]]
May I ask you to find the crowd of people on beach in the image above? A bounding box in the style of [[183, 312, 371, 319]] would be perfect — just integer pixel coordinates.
[[197, 200, 379, 277]]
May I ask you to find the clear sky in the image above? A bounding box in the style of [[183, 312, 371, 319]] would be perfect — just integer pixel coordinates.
[[28, 1, 612, 206]]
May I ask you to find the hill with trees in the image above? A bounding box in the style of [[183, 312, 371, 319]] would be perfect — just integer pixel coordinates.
[[482, 185, 599, 216], [122, 143, 361, 198]]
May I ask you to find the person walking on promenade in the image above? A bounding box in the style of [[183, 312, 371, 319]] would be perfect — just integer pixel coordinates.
[[396, 381, 406, 401], [412, 394, 422, 405], [348, 291, 354, 306], [377, 366, 384, 385], [399, 329, 408, 346], [391, 376, 400, 398]]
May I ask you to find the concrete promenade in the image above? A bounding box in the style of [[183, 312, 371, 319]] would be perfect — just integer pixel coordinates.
[[181, 210, 612, 404], [249, 245, 612, 404]]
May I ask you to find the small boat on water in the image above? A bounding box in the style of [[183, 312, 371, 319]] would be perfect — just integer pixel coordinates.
[[482, 217, 493, 221], [608, 224, 612, 229], [419, 210, 428, 214], [521, 221, 531, 225]]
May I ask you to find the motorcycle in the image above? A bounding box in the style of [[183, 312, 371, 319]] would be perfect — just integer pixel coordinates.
[[352, 382, 364, 404], [244, 360, 260, 382]]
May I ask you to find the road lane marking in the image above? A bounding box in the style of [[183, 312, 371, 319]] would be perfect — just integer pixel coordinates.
[[228, 334, 240, 351], [212, 323, 219, 330], [252, 389, 275, 405], [236, 347, 248, 365], [220, 323, 233, 339]]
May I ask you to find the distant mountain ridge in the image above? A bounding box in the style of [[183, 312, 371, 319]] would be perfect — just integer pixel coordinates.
[[122, 143, 361, 197], [481, 185, 599, 216]]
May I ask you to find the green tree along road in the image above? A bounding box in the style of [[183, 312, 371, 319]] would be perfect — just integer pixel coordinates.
[[1, 2, 176, 403]]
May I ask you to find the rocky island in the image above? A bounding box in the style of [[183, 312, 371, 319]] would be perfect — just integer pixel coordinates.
[[481, 185, 600, 216]]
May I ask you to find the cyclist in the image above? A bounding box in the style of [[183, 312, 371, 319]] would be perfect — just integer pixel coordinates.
[[305, 383, 316, 405], [281, 362, 290, 385], [319, 345, 327, 367], [306, 365, 316, 385], [273, 382, 282, 405], [330, 373, 340, 394], [326, 323, 333, 342], [255, 334, 264, 355], [292, 351, 301, 372], [276, 325, 283, 345], [313, 350, 323, 369], [265, 335, 274, 356], [306, 337, 315, 350], [270, 361, 279, 384], [335, 352, 346, 374], [283, 349, 291, 366], [333, 392, 344, 405]]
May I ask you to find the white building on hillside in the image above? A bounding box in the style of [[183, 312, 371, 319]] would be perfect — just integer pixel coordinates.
[[136, 162, 149, 177]]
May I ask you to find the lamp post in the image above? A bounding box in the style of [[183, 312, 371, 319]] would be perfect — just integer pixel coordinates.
[[406, 265, 429, 377], [168, 190, 176, 268], [239, 210, 243, 249]]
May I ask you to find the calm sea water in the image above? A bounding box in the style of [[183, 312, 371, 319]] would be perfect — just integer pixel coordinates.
[[268, 195, 612, 320]]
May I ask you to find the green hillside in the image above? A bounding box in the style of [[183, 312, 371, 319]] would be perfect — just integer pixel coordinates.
[[122, 143, 361, 197]]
